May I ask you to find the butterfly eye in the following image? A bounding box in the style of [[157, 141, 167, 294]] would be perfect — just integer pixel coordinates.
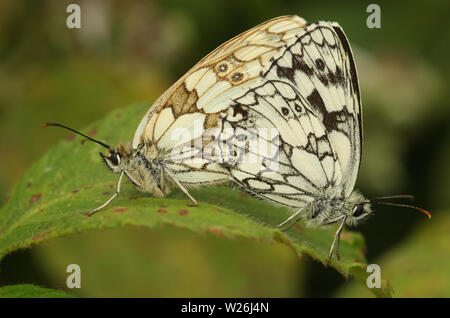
[[352, 204, 365, 217], [109, 153, 120, 166]]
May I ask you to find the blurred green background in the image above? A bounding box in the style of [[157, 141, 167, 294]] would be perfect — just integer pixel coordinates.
[[0, 0, 449, 297]]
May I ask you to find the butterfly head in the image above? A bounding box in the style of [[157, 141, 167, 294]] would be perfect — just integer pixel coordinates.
[[100, 143, 167, 196], [344, 191, 373, 226], [99, 143, 134, 174], [100, 148, 123, 173], [100, 144, 144, 187], [309, 189, 372, 227], [99, 144, 140, 178]]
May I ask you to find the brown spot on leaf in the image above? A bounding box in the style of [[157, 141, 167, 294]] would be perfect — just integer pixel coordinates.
[[207, 227, 224, 237], [102, 191, 111, 196], [65, 134, 75, 142], [157, 208, 167, 214], [336, 265, 344, 274], [88, 128, 97, 136], [160, 205, 168, 208], [294, 224, 304, 232], [32, 231, 51, 241], [128, 196, 139, 200], [29, 194, 42, 204], [178, 209, 189, 216], [38, 222, 53, 230], [84, 185, 93, 190], [113, 208, 127, 213], [108, 184, 114, 188], [27, 182, 32, 188], [72, 190, 79, 194]]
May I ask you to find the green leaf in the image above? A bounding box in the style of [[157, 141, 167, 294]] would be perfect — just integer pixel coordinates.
[[32, 226, 304, 297], [336, 212, 447, 298], [0, 103, 391, 297], [0, 284, 76, 298]]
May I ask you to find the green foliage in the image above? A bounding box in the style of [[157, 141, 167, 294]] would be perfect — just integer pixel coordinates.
[[32, 226, 303, 297], [337, 212, 450, 297], [0, 284, 76, 298], [0, 103, 392, 297]]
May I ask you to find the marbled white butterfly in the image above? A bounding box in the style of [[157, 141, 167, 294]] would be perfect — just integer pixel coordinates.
[[46, 15, 430, 262]]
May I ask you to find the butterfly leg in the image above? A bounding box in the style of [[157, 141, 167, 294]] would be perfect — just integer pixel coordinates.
[[327, 216, 346, 263], [164, 169, 198, 206], [277, 209, 303, 231], [87, 170, 124, 216], [277, 204, 310, 231]]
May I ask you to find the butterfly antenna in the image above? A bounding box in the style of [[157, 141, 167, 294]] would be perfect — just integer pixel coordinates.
[[44, 122, 112, 150], [375, 201, 431, 219], [372, 195, 415, 201]]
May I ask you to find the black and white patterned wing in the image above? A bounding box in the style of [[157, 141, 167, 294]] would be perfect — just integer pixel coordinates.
[[136, 16, 310, 187], [222, 21, 362, 207]]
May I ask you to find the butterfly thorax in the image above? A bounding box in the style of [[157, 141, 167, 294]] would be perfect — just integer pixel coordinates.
[[306, 189, 372, 228], [101, 143, 171, 197]]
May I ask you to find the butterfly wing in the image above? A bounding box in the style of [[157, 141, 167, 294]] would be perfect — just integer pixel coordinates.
[[132, 15, 308, 148], [132, 16, 362, 201], [260, 21, 362, 199], [132, 15, 309, 185], [213, 21, 362, 207]]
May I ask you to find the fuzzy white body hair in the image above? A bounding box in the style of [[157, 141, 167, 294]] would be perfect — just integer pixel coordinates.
[[305, 188, 372, 228], [102, 143, 173, 197]]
